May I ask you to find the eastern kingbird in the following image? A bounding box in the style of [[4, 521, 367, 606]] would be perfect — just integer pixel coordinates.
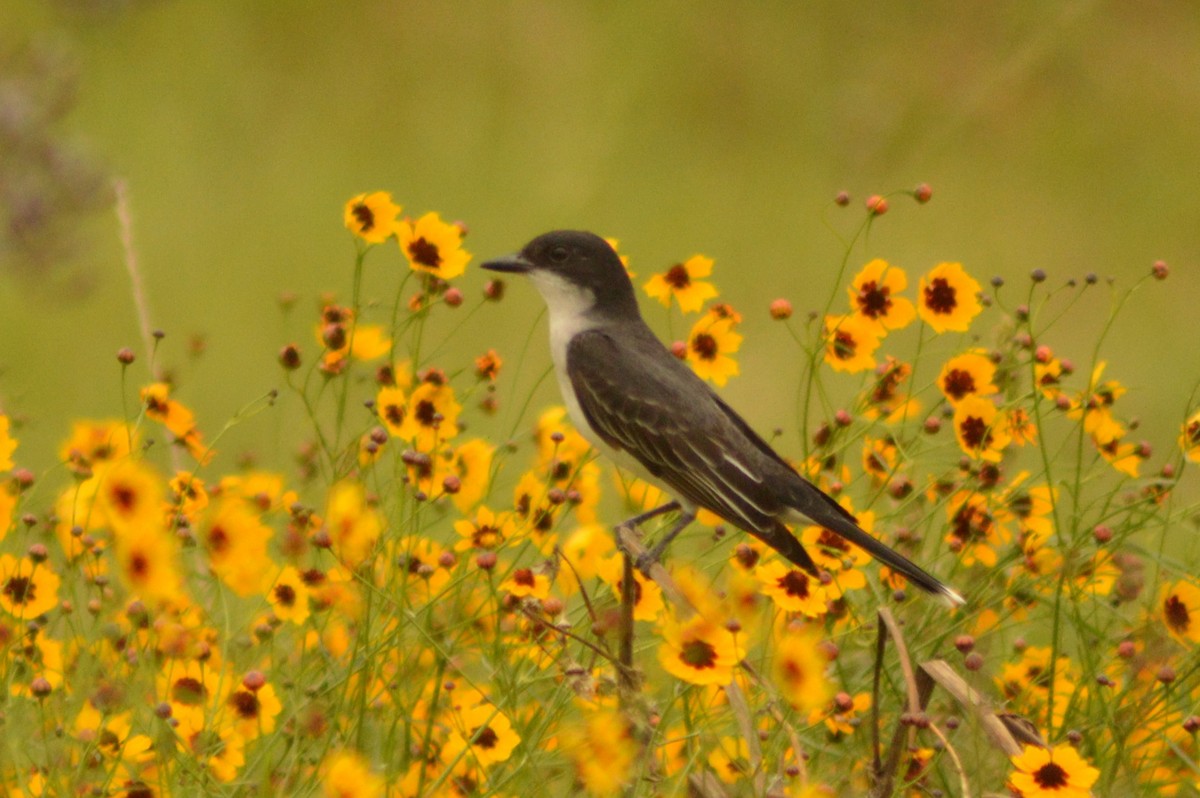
[[483, 230, 964, 606]]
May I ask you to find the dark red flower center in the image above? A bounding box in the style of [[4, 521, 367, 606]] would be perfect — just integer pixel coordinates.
[[352, 203, 375, 232], [414, 400, 438, 428], [230, 690, 260, 719], [408, 237, 442, 268], [3, 576, 34, 606], [664, 264, 691, 289], [680, 639, 717, 669], [959, 415, 992, 450], [943, 369, 976, 400], [172, 676, 207, 706], [273, 583, 297, 607], [924, 278, 958, 314], [472, 725, 499, 750], [833, 331, 857, 360], [778, 570, 812, 598], [691, 333, 718, 361], [1034, 761, 1069, 788], [1165, 594, 1191, 632], [856, 280, 892, 318]]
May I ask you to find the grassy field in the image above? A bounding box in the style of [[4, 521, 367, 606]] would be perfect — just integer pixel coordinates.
[[2, 3, 1200, 796]]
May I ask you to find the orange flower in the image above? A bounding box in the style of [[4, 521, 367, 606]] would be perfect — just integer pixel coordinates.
[[756, 560, 828, 617], [953, 395, 1011, 462], [917, 262, 982, 333], [938, 350, 998, 405], [658, 611, 743, 686]]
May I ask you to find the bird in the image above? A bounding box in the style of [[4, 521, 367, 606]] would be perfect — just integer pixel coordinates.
[[482, 230, 964, 606]]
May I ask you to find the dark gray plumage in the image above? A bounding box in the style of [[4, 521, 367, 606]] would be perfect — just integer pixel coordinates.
[[482, 230, 963, 605]]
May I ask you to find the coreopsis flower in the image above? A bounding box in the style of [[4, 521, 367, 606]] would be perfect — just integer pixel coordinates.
[[512, 471, 562, 553], [323, 482, 381, 565], [58, 419, 134, 471], [268, 566, 311, 625], [176, 718, 245, 783], [227, 680, 283, 739], [375, 386, 407, 437], [917, 262, 982, 333], [708, 737, 751, 784], [1160, 580, 1200, 645], [396, 381, 461, 450], [996, 647, 1079, 731], [169, 471, 209, 522], [799, 519, 871, 599], [644, 254, 718, 312], [1067, 362, 1126, 444], [141, 382, 211, 463], [344, 191, 400, 244], [454, 505, 514, 552], [596, 554, 664, 621], [1181, 409, 1200, 463], [822, 314, 882, 374], [1034, 356, 1066, 399], [446, 704, 521, 768], [159, 659, 224, 728], [9, 633, 64, 698], [95, 459, 166, 537], [394, 536, 452, 604], [200, 498, 274, 596], [771, 630, 832, 713], [397, 211, 470, 280], [756, 560, 828, 617], [73, 703, 154, 764], [848, 259, 915, 332], [1007, 407, 1038, 446], [1008, 743, 1099, 798], [953, 395, 1012, 462], [448, 438, 495, 512], [114, 523, 185, 605], [685, 314, 741, 386], [562, 709, 638, 796], [0, 414, 16, 471], [1098, 435, 1142, 478], [1008, 484, 1056, 550], [500, 567, 552, 600], [658, 611, 743, 686], [938, 350, 997, 405], [0, 555, 59, 618], [474, 349, 503, 381], [860, 436, 898, 484], [863, 357, 918, 421], [323, 751, 384, 798], [946, 491, 1012, 568]]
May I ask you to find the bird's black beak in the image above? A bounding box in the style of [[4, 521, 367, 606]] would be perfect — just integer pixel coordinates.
[[480, 253, 532, 274]]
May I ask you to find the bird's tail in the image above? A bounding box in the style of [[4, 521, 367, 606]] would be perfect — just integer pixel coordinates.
[[781, 481, 965, 607]]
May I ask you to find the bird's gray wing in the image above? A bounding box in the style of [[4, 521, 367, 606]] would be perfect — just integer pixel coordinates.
[[566, 328, 786, 535]]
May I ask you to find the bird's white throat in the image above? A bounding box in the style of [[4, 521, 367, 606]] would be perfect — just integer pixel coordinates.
[[527, 270, 601, 373]]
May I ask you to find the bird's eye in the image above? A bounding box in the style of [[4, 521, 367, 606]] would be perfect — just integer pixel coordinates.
[[549, 246, 570, 263]]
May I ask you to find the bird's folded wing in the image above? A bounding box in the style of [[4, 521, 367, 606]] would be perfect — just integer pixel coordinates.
[[566, 329, 783, 533]]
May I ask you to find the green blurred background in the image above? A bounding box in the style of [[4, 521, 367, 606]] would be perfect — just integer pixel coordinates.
[[2, 1, 1198, 475]]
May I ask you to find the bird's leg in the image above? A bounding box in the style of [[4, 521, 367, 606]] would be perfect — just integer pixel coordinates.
[[616, 501, 680, 533], [637, 509, 696, 573]]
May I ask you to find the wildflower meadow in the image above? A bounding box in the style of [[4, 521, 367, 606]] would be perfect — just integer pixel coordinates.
[[2, 185, 1198, 798]]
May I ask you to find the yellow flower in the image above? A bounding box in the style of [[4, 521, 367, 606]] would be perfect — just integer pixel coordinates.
[[323, 750, 384, 798], [500, 567, 551, 600], [176, 719, 245, 782], [1008, 743, 1099, 798], [114, 523, 185, 605], [397, 211, 470, 279], [938, 350, 998, 405], [756, 560, 828, 617], [708, 736, 751, 784], [562, 709, 637, 796], [375, 386, 407, 437], [848, 259, 915, 332], [58, 419, 134, 471], [448, 438, 495, 513], [809, 691, 872, 736], [395, 381, 461, 450], [268, 566, 311, 625], [953, 395, 1011, 462], [917, 261, 982, 333], [324, 482, 381, 565], [141, 382, 212, 463], [643, 254, 719, 313], [822, 314, 882, 374], [945, 491, 1012, 568], [1161, 580, 1200, 645], [200, 498, 274, 596], [1181, 409, 1200, 463], [454, 505, 514, 552], [447, 704, 521, 768], [596, 554, 664, 621], [771, 630, 831, 713], [0, 414, 16, 471], [686, 314, 741, 386], [227, 681, 283, 739], [344, 191, 401, 244], [0, 555, 60, 618], [658, 611, 743, 686]]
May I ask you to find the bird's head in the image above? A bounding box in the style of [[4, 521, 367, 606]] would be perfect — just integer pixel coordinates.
[[482, 230, 640, 320]]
